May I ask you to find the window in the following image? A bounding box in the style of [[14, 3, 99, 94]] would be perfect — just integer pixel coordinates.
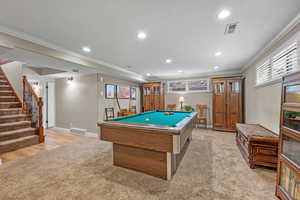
[[256, 60, 271, 85], [167, 79, 210, 93], [256, 42, 299, 86]]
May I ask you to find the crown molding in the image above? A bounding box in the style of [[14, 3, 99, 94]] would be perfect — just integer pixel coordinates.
[[0, 25, 147, 82], [147, 69, 242, 81], [241, 12, 300, 72]]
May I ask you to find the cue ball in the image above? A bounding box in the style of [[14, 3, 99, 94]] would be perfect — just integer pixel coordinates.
[[145, 118, 150, 121]]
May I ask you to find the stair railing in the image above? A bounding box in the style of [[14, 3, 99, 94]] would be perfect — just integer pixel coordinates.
[[22, 76, 44, 142]]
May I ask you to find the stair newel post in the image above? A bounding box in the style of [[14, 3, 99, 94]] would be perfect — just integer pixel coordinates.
[[38, 97, 44, 142], [22, 76, 27, 114], [22, 76, 45, 143]]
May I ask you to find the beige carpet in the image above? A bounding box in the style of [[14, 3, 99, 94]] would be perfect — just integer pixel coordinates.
[[0, 129, 278, 200]]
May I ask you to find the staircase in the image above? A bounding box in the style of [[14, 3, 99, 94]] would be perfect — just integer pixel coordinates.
[[0, 68, 39, 153]]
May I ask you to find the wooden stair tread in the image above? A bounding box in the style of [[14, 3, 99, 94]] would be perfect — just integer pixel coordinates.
[[0, 90, 12, 92], [0, 127, 36, 136], [0, 121, 31, 127], [0, 135, 38, 145], [0, 96, 16, 98], [0, 67, 42, 153], [0, 102, 20, 104], [0, 108, 22, 111], [0, 114, 29, 119]]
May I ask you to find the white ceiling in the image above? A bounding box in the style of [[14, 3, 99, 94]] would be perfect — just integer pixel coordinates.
[[0, 0, 300, 80]]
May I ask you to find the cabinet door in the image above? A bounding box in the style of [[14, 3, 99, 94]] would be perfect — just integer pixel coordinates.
[[213, 80, 227, 130], [226, 80, 242, 131], [279, 161, 300, 199], [153, 85, 161, 110], [143, 86, 152, 112]]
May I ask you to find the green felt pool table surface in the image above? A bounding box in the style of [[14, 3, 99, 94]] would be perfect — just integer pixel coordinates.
[[111, 111, 193, 127]]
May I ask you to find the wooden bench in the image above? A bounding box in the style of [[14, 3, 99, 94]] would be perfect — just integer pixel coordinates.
[[236, 123, 279, 169]]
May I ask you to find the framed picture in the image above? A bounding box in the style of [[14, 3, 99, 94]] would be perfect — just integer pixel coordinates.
[[187, 79, 210, 92], [117, 86, 130, 99], [130, 87, 137, 100], [167, 81, 187, 93], [105, 84, 116, 99], [167, 79, 210, 93]]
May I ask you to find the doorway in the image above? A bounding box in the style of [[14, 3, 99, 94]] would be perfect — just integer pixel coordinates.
[[46, 81, 55, 128]]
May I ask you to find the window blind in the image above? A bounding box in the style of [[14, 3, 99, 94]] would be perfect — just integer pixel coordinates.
[[256, 42, 299, 86], [256, 60, 271, 85], [271, 42, 298, 81]]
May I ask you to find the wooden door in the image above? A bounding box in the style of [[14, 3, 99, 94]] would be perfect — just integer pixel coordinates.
[[213, 80, 227, 130], [143, 86, 152, 112], [226, 79, 242, 131], [153, 85, 161, 110]]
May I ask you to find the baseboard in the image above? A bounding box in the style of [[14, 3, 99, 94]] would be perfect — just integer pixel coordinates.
[[52, 127, 99, 138], [196, 125, 213, 128]]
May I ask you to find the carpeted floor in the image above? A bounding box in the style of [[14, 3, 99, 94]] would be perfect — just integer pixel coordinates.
[[0, 129, 278, 200]]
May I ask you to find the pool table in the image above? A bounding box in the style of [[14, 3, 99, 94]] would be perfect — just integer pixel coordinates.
[[97, 111, 197, 180]]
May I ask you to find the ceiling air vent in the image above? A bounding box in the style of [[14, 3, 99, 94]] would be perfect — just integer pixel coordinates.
[[224, 22, 239, 35]]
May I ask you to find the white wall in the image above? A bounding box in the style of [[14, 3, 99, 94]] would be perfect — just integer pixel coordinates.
[[1, 61, 23, 100], [243, 23, 300, 134], [55, 74, 140, 133], [244, 66, 282, 133], [56, 74, 99, 133], [100, 75, 140, 122]]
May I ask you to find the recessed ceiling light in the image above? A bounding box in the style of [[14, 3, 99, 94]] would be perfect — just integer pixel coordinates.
[[146, 73, 151, 76], [178, 70, 183, 73], [218, 9, 231, 20], [137, 31, 147, 40], [165, 59, 172, 64], [82, 46, 91, 53], [214, 66, 220, 70], [215, 51, 222, 57]]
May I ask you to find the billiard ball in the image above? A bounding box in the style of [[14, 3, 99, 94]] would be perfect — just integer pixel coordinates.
[[145, 118, 150, 121], [170, 112, 174, 115], [164, 112, 169, 115]]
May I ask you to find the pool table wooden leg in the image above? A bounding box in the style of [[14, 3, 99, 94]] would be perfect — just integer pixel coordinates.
[[167, 152, 172, 180]]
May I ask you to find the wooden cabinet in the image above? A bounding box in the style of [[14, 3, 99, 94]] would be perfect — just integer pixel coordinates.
[[276, 72, 300, 200], [212, 76, 244, 132], [142, 82, 164, 112]]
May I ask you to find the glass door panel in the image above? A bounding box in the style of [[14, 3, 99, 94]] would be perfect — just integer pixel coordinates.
[[280, 162, 300, 199], [283, 111, 300, 132], [282, 135, 300, 166], [214, 82, 225, 94], [285, 85, 300, 103], [229, 81, 240, 93]]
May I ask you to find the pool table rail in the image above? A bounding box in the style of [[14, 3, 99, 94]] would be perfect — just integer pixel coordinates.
[[98, 112, 197, 135]]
